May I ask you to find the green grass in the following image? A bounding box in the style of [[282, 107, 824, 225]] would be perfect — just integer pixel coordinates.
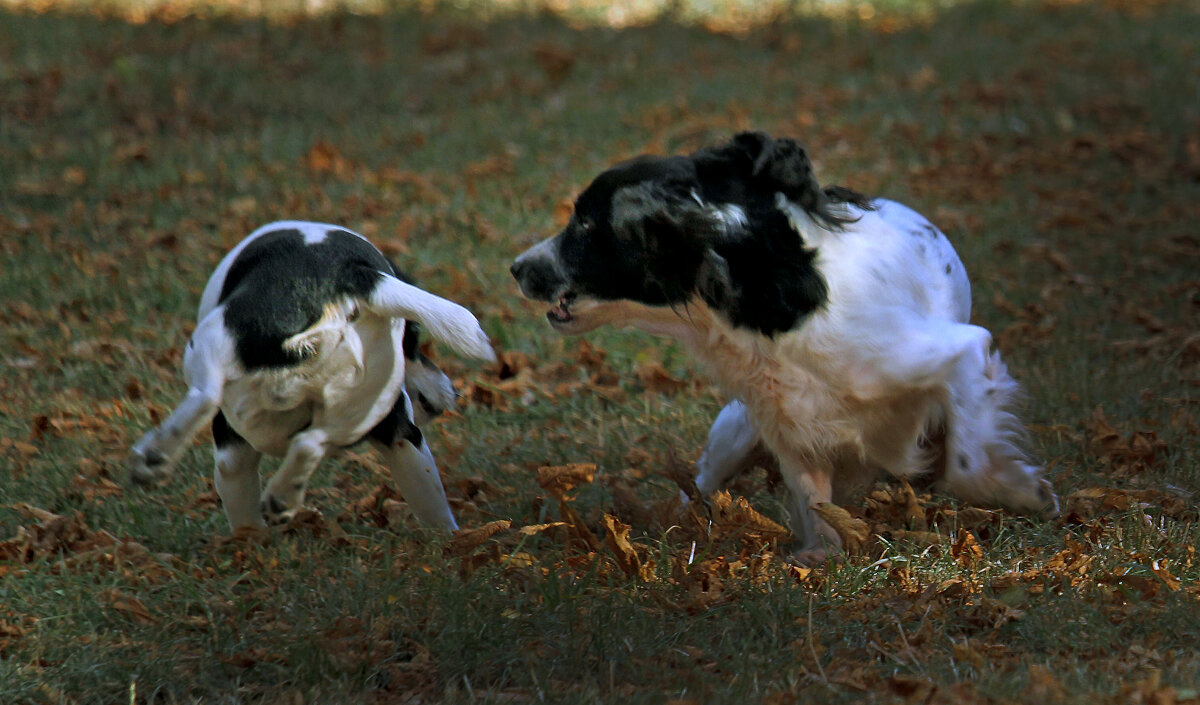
[[2, 0, 1199, 702]]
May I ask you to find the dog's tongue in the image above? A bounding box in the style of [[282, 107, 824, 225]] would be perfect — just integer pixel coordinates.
[[548, 299, 572, 322]]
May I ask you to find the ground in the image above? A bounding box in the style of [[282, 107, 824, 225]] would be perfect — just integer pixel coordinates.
[[1, 0, 1199, 702]]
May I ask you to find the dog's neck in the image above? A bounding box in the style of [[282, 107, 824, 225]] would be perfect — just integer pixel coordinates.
[[565, 297, 855, 456]]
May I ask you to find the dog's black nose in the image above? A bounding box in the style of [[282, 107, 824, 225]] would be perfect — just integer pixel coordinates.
[[510, 260, 524, 280]]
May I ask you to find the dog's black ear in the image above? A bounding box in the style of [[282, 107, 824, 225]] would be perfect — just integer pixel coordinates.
[[744, 134, 822, 212], [696, 132, 864, 228], [710, 132, 822, 211]]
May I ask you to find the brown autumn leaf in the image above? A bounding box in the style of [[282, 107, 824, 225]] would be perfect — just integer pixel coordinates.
[[304, 139, 353, 176], [709, 490, 792, 542], [445, 520, 511, 557], [677, 558, 728, 613], [102, 588, 155, 625], [1083, 406, 1168, 476], [967, 596, 1026, 630], [552, 197, 574, 227], [888, 529, 944, 548], [574, 340, 607, 372], [1150, 559, 1181, 592], [1062, 486, 1192, 523], [557, 500, 601, 552], [517, 522, 569, 536], [888, 674, 934, 703], [863, 480, 928, 530], [536, 463, 596, 498], [532, 43, 575, 83], [951, 529, 984, 567], [812, 502, 870, 553], [0, 618, 31, 656], [952, 507, 1002, 531], [601, 514, 641, 578], [1097, 569, 1164, 600]]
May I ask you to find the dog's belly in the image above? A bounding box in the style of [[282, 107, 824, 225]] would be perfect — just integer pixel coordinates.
[[853, 391, 942, 476], [222, 397, 314, 456], [221, 318, 407, 456]]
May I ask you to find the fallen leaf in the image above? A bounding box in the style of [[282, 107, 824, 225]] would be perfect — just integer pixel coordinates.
[[601, 514, 641, 578], [102, 588, 155, 625], [812, 502, 870, 553], [536, 463, 596, 498], [446, 520, 512, 556], [951, 529, 984, 567], [709, 491, 792, 542], [517, 522, 569, 536]]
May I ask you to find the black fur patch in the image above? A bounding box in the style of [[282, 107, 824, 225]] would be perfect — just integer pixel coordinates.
[[706, 209, 828, 337], [366, 396, 423, 448], [219, 228, 391, 370], [211, 410, 247, 448]]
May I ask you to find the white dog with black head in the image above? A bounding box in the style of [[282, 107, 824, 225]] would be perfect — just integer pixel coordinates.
[[511, 132, 1057, 565], [130, 221, 495, 532]]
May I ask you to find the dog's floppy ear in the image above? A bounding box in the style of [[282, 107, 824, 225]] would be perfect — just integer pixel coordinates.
[[695, 132, 863, 228], [727, 132, 823, 211]]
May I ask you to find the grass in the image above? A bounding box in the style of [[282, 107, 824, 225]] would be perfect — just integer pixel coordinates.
[[2, 0, 1199, 702]]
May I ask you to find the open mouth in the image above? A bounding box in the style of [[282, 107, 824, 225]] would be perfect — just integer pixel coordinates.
[[547, 294, 575, 324]]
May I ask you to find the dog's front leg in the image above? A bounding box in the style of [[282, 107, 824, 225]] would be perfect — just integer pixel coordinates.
[[260, 428, 329, 525], [691, 400, 763, 501], [777, 455, 840, 566], [129, 317, 231, 484]]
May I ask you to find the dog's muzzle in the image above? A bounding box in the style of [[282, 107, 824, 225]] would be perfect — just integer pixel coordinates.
[[511, 236, 568, 303], [512, 236, 582, 327]]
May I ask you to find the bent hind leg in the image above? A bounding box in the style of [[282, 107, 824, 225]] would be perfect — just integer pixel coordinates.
[[368, 392, 458, 531], [212, 411, 264, 530]]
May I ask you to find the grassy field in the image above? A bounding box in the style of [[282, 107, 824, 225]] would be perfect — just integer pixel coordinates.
[[2, 0, 1199, 702]]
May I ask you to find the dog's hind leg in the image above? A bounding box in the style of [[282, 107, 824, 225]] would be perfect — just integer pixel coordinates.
[[211, 410, 264, 529], [259, 427, 330, 525], [368, 392, 457, 531], [129, 314, 232, 485]]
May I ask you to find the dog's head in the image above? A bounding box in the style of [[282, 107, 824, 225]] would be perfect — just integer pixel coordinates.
[[511, 132, 867, 337]]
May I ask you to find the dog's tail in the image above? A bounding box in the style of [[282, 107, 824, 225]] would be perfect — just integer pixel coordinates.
[[368, 274, 496, 362]]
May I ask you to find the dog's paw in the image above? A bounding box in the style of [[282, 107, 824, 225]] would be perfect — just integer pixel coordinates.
[[260, 493, 302, 526], [128, 444, 171, 485], [786, 547, 840, 568]]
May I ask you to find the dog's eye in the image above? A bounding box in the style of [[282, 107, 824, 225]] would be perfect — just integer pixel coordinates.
[[576, 216, 594, 232]]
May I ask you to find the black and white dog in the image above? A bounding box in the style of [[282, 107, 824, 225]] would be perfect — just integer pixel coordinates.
[[512, 132, 1058, 564], [129, 221, 495, 532]]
